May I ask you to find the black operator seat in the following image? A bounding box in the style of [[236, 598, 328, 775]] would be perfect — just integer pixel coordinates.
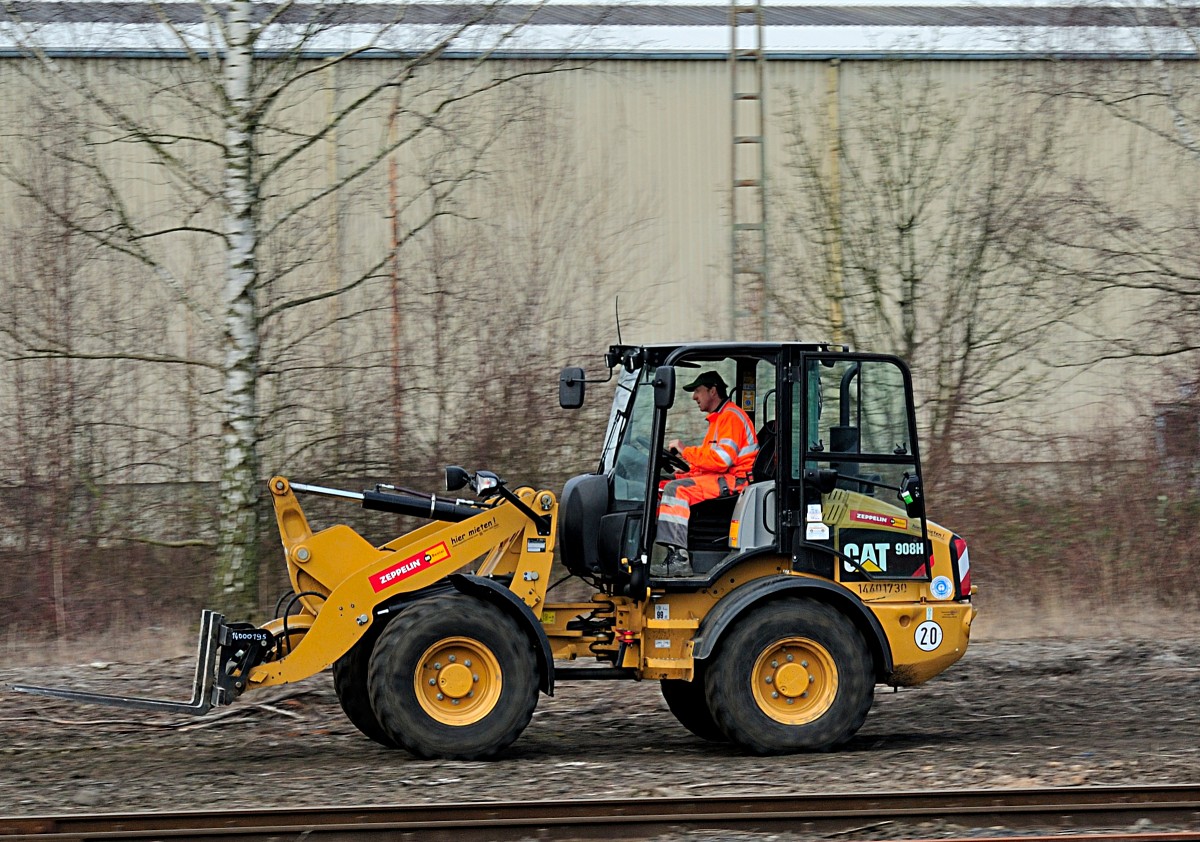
[[751, 419, 777, 482]]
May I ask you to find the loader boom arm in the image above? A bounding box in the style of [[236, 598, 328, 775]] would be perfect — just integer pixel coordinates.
[[10, 474, 558, 715], [246, 476, 557, 689]]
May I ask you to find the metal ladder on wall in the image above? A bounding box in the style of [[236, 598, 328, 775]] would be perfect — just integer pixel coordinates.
[[730, 0, 768, 341]]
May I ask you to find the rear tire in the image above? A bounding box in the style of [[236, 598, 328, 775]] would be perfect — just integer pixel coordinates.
[[706, 598, 874, 754], [368, 593, 539, 760], [332, 620, 397, 748], [661, 665, 726, 742]]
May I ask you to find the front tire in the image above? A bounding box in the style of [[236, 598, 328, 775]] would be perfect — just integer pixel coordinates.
[[706, 598, 874, 754], [367, 593, 539, 760], [332, 619, 397, 748]]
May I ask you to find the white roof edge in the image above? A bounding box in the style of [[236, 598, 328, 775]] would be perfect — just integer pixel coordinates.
[[1, 2, 1195, 58]]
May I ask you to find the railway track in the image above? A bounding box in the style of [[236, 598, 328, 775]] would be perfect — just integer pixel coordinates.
[[1, 784, 1198, 841]]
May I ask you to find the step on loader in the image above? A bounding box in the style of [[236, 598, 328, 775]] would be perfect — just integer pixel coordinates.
[[13, 341, 975, 759]]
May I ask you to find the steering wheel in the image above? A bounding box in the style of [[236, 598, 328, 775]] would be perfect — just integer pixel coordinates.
[[661, 448, 689, 474]]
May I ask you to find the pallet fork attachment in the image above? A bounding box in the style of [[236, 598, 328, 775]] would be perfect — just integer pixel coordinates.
[[9, 610, 270, 716]]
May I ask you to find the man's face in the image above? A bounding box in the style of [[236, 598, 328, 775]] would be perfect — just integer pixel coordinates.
[[692, 385, 721, 413]]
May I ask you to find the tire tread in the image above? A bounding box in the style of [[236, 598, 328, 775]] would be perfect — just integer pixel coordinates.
[[706, 597, 874, 754], [368, 593, 538, 760]]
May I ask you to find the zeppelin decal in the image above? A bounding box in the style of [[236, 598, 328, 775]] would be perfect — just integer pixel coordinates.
[[849, 510, 907, 530], [369, 542, 451, 592]]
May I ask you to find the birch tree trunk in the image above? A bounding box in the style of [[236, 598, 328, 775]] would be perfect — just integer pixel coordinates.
[[0, 0, 580, 623], [217, 0, 262, 618]]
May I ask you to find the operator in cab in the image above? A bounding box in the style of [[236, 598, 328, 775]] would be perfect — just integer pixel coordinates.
[[653, 371, 758, 577]]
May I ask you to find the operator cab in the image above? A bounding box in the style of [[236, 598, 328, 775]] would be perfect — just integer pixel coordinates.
[[558, 342, 930, 594], [614, 349, 777, 577]]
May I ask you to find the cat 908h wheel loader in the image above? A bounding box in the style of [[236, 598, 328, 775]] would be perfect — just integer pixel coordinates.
[[13, 341, 975, 759]]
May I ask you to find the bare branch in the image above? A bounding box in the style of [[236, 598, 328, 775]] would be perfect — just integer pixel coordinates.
[[10, 349, 219, 370]]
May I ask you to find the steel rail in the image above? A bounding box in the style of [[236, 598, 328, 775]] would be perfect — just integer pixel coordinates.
[[0, 785, 1197, 841], [916, 834, 1200, 842]]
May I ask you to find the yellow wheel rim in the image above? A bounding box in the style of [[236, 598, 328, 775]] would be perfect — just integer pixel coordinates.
[[751, 637, 838, 725], [414, 636, 502, 726]]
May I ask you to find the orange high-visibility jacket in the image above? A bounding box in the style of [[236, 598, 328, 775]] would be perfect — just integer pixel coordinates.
[[679, 400, 758, 478]]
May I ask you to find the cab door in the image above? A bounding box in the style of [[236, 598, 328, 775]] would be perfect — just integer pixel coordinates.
[[782, 352, 929, 582]]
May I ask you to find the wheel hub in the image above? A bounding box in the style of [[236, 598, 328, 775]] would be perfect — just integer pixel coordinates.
[[774, 662, 809, 698], [752, 637, 838, 725], [438, 663, 474, 698], [415, 636, 502, 726]]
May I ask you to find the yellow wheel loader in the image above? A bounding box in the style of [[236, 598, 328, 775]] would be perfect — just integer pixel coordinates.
[[14, 342, 975, 759]]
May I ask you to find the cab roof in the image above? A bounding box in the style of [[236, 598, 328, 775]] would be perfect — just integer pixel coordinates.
[[608, 341, 844, 367]]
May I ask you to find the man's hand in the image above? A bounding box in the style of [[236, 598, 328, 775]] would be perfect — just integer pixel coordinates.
[[668, 439, 684, 454]]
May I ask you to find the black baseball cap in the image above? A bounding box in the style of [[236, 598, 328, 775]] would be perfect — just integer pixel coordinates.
[[683, 371, 726, 392]]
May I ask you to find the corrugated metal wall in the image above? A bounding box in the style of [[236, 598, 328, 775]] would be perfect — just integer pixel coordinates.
[[0, 55, 1188, 482]]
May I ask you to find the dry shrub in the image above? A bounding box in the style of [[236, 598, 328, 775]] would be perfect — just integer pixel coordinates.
[[6, 414, 1200, 654], [936, 441, 1200, 628]]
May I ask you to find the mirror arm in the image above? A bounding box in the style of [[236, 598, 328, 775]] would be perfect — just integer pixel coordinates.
[[496, 483, 553, 536]]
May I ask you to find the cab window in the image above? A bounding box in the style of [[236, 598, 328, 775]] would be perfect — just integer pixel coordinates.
[[611, 369, 656, 504], [792, 356, 925, 580], [793, 357, 915, 484]]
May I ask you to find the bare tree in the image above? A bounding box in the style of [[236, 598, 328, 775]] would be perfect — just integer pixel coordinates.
[[1029, 7, 1200, 366], [0, 115, 137, 637], [359, 93, 662, 487], [0, 0, 572, 617], [772, 63, 1092, 477]]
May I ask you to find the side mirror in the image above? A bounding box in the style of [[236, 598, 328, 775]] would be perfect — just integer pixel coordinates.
[[653, 366, 675, 409], [899, 474, 924, 518], [559, 366, 585, 409], [445, 465, 470, 492]]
